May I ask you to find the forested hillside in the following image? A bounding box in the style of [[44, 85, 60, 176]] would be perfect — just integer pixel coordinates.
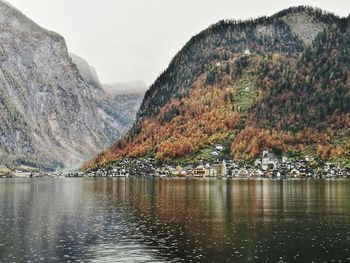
[[85, 7, 350, 170], [233, 20, 350, 163]]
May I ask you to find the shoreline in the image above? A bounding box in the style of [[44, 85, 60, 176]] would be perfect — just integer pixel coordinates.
[[1, 176, 350, 181]]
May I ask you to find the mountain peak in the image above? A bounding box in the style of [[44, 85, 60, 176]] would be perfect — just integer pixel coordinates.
[[274, 6, 338, 19], [0, 0, 62, 40], [274, 6, 339, 45]]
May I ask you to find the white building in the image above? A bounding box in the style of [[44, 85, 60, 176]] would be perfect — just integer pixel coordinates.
[[305, 155, 314, 162], [209, 165, 217, 177], [254, 158, 262, 167], [216, 145, 224, 151], [261, 149, 278, 171], [222, 160, 227, 176], [282, 156, 288, 163]]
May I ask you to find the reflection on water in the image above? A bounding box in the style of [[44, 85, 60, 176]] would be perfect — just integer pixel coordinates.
[[0, 178, 350, 262]]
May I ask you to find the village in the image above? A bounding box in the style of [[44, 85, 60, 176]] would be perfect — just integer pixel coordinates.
[[85, 148, 350, 179], [0, 169, 85, 179], [1, 148, 349, 179]]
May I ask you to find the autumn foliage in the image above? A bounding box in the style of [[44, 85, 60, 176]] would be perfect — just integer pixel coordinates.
[[85, 76, 241, 169], [316, 143, 350, 160], [231, 126, 330, 159], [84, 14, 350, 171]]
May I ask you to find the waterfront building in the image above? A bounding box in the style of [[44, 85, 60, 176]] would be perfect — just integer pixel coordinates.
[[260, 149, 278, 170]]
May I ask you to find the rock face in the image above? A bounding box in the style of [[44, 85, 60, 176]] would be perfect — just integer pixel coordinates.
[[69, 53, 146, 143], [0, 1, 144, 170], [102, 81, 147, 128], [69, 53, 102, 90], [70, 53, 147, 145], [280, 11, 327, 45]]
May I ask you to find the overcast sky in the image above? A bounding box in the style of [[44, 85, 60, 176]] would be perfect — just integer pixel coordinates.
[[6, 0, 350, 85]]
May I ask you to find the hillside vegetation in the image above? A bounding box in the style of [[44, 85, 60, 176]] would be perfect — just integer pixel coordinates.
[[85, 7, 350, 170]]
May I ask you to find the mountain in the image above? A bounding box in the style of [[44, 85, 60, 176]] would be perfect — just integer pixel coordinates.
[[103, 80, 147, 96], [69, 54, 146, 142], [0, 1, 143, 171], [85, 6, 350, 170]]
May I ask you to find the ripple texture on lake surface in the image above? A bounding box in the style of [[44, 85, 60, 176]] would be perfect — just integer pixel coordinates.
[[0, 178, 350, 262]]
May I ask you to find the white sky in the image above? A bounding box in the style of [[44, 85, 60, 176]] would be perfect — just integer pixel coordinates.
[[6, 0, 350, 85]]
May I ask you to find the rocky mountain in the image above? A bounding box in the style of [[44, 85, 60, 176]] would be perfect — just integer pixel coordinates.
[[0, 1, 143, 171], [70, 54, 146, 140], [69, 53, 102, 90], [86, 6, 350, 170]]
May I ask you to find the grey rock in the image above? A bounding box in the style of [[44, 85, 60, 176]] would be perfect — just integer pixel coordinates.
[[281, 11, 326, 46], [0, 1, 144, 170]]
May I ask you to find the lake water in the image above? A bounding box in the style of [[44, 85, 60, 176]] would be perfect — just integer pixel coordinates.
[[0, 178, 350, 262]]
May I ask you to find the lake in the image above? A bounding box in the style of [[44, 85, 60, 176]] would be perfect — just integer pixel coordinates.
[[0, 178, 350, 262]]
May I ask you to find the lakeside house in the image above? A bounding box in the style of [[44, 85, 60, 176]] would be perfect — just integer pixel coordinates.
[[208, 164, 217, 177], [255, 149, 278, 170], [193, 166, 207, 177], [192, 160, 227, 178]]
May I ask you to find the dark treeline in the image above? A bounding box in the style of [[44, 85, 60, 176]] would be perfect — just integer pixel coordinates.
[[135, 6, 341, 132], [250, 17, 350, 135]]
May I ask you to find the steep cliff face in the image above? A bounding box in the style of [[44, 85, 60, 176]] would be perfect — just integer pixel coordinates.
[[69, 53, 102, 90], [0, 1, 142, 170], [69, 53, 145, 143], [70, 53, 147, 141], [86, 7, 350, 170]]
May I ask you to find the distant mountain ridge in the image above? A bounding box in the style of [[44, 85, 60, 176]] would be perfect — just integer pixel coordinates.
[[86, 6, 350, 170], [103, 80, 147, 95], [0, 1, 144, 171]]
